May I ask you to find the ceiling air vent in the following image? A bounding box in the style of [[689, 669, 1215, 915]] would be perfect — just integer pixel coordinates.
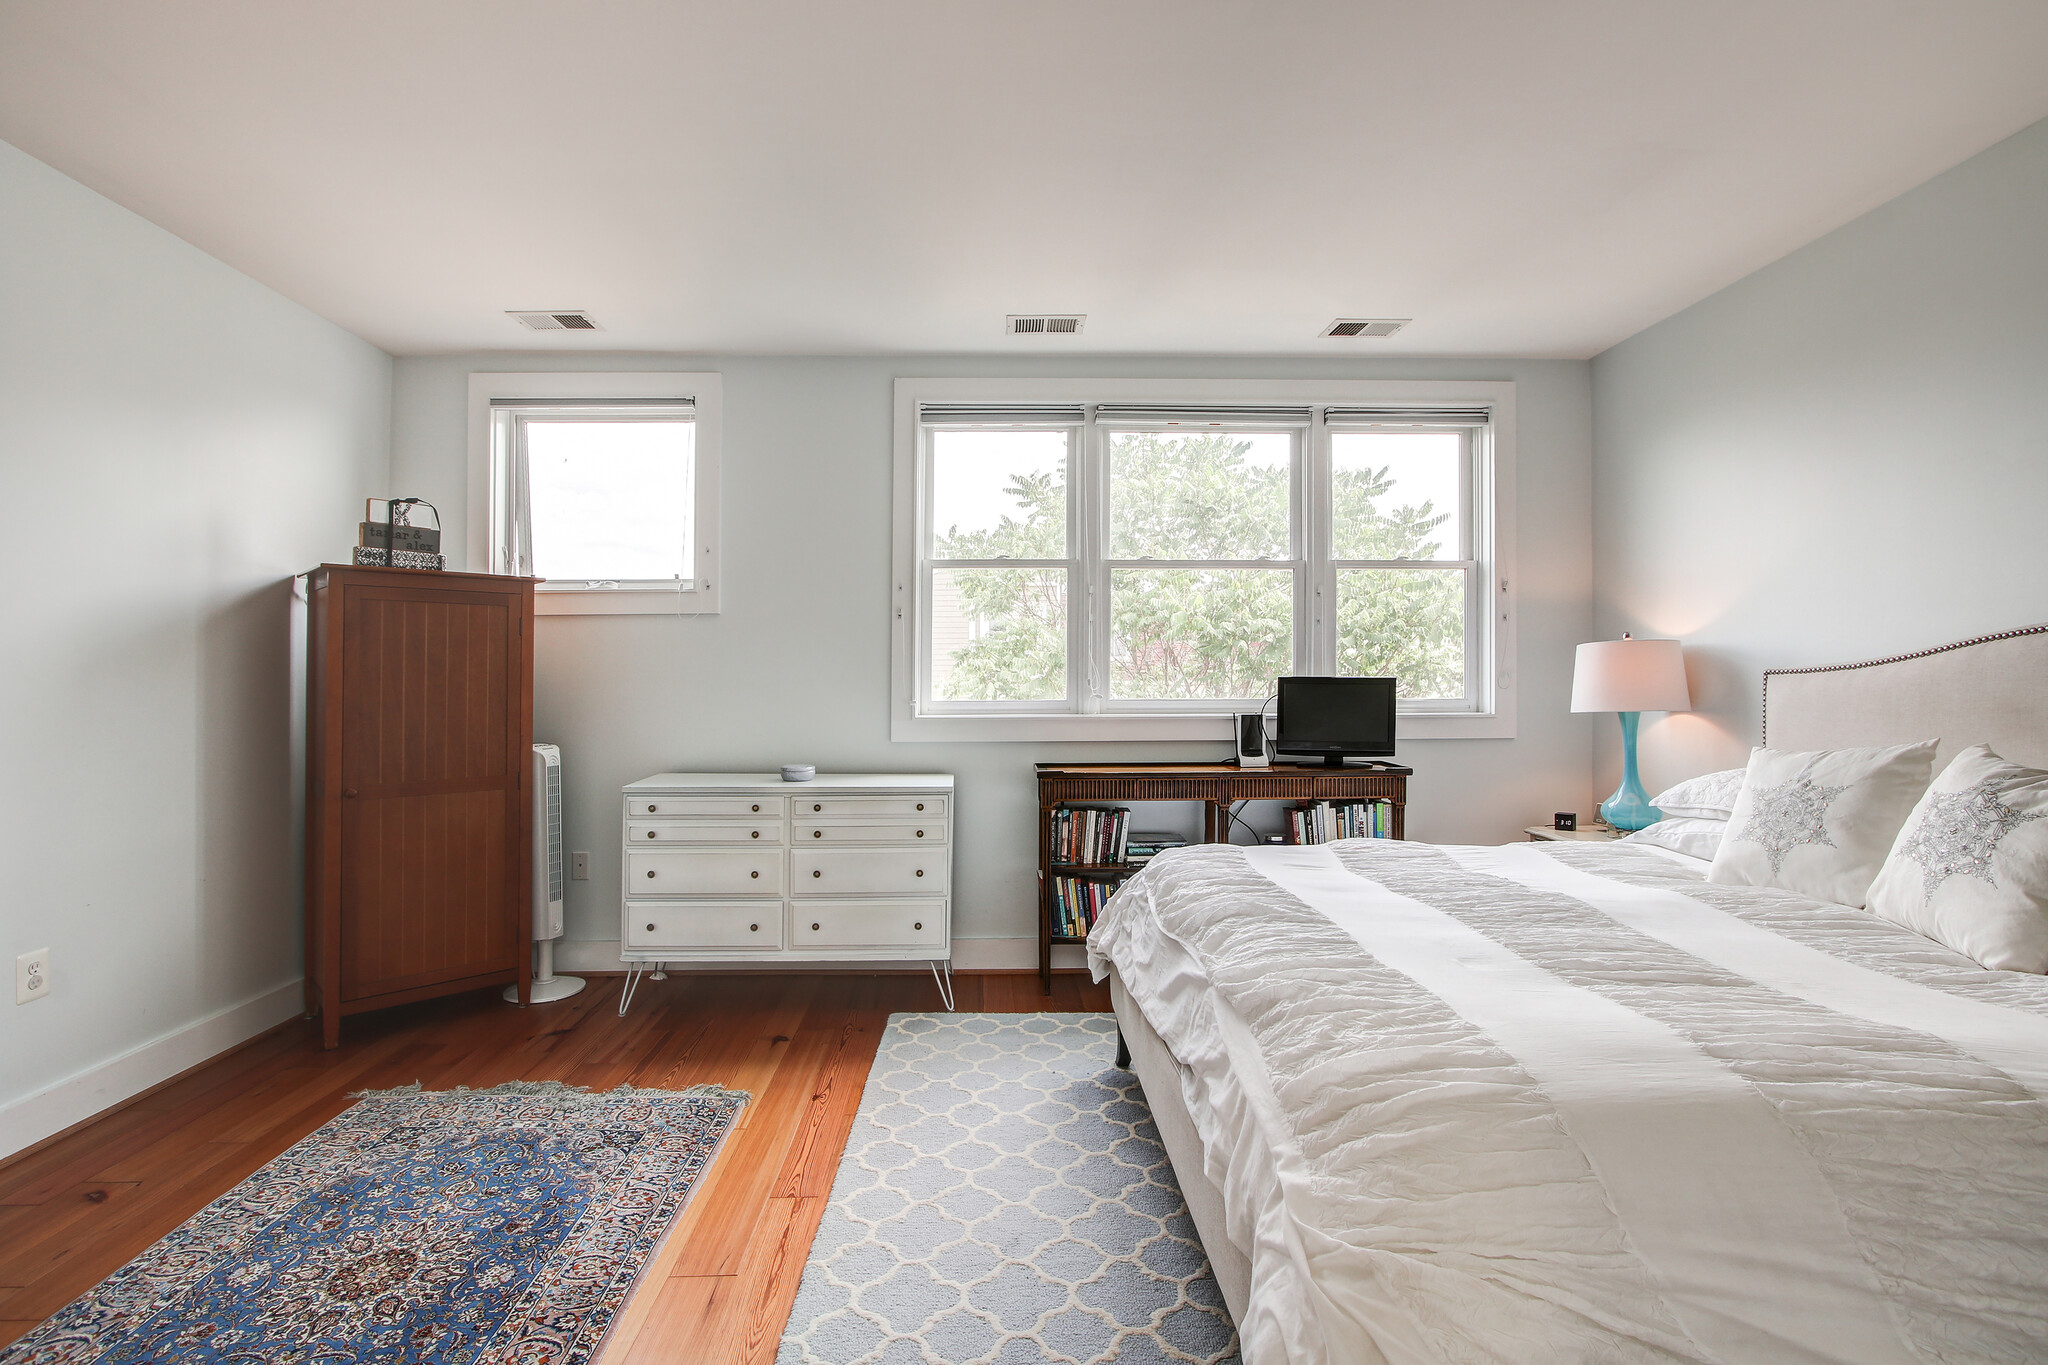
[[508, 310, 602, 332], [1322, 318, 1409, 338], [1006, 314, 1085, 335]]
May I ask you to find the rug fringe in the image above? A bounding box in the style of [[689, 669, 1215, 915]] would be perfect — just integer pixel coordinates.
[[351, 1080, 750, 1104]]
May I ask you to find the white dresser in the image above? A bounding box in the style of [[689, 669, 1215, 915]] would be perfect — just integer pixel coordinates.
[[619, 772, 955, 1008]]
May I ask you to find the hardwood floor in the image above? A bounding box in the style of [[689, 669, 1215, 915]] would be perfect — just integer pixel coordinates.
[[0, 970, 1112, 1361]]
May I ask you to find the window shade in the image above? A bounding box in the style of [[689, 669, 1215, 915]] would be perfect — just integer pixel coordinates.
[[918, 404, 1087, 427], [1093, 403, 1313, 426], [490, 397, 694, 414], [1322, 407, 1490, 426]]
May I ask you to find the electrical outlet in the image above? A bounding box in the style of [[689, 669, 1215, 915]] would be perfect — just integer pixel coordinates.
[[17, 949, 49, 1004], [570, 852, 590, 880]]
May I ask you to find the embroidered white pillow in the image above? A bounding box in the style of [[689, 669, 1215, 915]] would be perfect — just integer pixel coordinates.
[[1708, 741, 1937, 907], [1622, 817, 1730, 861], [1866, 745, 2048, 973], [1649, 768, 1746, 821]]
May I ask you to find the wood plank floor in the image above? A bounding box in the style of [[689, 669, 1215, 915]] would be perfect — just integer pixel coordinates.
[[0, 970, 1112, 1362]]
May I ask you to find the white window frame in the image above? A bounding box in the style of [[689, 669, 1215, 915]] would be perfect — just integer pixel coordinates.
[[466, 371, 722, 614], [892, 378, 1516, 741]]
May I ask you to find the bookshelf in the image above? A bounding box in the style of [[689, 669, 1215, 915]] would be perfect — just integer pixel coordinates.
[[1033, 761, 1411, 993]]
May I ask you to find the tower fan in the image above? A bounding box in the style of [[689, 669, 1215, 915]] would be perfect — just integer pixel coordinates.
[[507, 743, 586, 1003]]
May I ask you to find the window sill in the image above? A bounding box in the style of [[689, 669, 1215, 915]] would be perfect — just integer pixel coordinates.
[[536, 587, 720, 615], [891, 708, 1515, 743]]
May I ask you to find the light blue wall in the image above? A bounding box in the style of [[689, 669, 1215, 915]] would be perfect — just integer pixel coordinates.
[[1591, 117, 2048, 793], [0, 140, 390, 1148], [393, 353, 1596, 955]]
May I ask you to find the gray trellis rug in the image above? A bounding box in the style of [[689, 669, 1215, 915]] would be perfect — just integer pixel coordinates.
[[777, 1013, 1240, 1365]]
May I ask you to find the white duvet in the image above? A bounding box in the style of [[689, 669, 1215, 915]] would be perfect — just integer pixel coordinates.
[[1086, 839, 2048, 1365]]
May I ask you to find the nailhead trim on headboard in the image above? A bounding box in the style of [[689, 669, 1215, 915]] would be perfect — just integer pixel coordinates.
[[1761, 622, 2048, 745]]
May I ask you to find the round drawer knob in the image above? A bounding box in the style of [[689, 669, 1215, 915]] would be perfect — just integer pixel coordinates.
[[645, 922, 656, 932], [916, 803, 925, 811], [646, 871, 656, 879], [751, 804, 760, 812], [813, 830, 822, 838], [916, 830, 925, 838], [752, 830, 760, 839], [750, 923, 759, 932], [812, 870, 822, 878], [914, 921, 923, 931], [812, 922, 821, 931], [647, 804, 656, 813], [646, 830, 656, 838], [915, 869, 925, 877], [750, 870, 760, 879]]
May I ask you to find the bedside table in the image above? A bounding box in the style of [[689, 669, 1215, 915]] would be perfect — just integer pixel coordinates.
[[1525, 824, 1624, 842]]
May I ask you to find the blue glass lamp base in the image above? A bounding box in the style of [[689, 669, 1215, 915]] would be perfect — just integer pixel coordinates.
[[1599, 710, 1664, 832]]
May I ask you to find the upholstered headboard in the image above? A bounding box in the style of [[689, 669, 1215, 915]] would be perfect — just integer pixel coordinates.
[[1763, 624, 2048, 769]]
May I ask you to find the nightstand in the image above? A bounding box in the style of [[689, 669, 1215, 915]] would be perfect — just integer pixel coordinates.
[[1525, 824, 1624, 842]]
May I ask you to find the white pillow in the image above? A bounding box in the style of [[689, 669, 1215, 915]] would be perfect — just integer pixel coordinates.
[[1708, 741, 1937, 907], [1649, 768, 1746, 820], [1622, 817, 1729, 861], [1866, 744, 2048, 973]]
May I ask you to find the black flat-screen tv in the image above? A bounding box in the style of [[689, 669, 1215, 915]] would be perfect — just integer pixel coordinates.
[[1274, 676, 1397, 766]]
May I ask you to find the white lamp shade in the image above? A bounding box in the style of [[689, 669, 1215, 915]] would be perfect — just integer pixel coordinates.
[[1571, 637, 1691, 713]]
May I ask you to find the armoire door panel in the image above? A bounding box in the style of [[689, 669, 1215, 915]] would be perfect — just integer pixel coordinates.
[[341, 589, 512, 788], [339, 788, 513, 1000]]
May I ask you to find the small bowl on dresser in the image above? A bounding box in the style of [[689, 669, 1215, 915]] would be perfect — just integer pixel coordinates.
[[780, 764, 816, 782]]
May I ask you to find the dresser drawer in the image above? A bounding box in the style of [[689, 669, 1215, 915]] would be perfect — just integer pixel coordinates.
[[629, 850, 783, 896], [796, 823, 945, 845], [792, 795, 947, 820], [792, 900, 946, 949], [629, 821, 781, 845], [791, 848, 948, 896], [630, 795, 785, 819], [628, 902, 783, 950]]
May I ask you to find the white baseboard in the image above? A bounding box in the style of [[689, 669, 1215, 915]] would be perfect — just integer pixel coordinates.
[[553, 937, 1091, 974], [0, 980, 305, 1162]]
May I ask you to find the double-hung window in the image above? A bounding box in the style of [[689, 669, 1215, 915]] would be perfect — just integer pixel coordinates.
[[468, 372, 722, 613], [893, 379, 1514, 740]]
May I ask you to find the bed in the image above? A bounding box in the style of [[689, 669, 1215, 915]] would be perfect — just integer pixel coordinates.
[[1088, 625, 2048, 1364]]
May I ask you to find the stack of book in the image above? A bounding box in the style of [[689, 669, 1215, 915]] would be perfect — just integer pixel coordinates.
[[1124, 834, 1189, 868], [1288, 800, 1395, 844], [1051, 806, 1131, 865], [1050, 876, 1114, 939]]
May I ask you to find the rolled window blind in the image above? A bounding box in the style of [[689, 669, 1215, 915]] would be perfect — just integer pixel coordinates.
[[1322, 406, 1490, 426], [1092, 404, 1312, 426], [918, 404, 1086, 427], [490, 396, 694, 414]]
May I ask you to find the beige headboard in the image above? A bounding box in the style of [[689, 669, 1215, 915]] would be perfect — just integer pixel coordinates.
[[1763, 624, 2048, 769]]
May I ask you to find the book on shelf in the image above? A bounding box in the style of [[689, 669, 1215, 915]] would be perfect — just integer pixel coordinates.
[[1124, 832, 1189, 867], [1050, 805, 1132, 866], [1049, 873, 1115, 939], [1287, 799, 1395, 844]]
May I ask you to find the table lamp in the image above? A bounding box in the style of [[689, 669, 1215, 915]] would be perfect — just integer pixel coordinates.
[[1571, 634, 1690, 831]]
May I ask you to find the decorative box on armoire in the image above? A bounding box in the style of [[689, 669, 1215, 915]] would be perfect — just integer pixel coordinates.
[[303, 564, 537, 1047]]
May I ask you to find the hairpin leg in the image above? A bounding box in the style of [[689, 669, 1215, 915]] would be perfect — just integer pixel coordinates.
[[617, 963, 646, 1017], [928, 959, 955, 1011]]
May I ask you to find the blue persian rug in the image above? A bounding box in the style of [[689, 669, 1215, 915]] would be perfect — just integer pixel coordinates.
[[0, 1081, 746, 1365], [778, 1014, 1239, 1365]]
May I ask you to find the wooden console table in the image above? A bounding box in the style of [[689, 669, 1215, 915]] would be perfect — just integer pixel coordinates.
[[1033, 761, 1412, 993]]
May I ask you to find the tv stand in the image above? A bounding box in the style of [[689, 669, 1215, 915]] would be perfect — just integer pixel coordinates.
[[1033, 761, 1410, 993]]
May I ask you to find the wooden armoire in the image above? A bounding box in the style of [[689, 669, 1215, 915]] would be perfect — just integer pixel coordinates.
[[303, 564, 537, 1047]]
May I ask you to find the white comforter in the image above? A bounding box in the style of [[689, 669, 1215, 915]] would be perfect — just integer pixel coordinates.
[[1086, 839, 2048, 1365]]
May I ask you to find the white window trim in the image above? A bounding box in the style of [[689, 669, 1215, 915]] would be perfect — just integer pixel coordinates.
[[891, 377, 1516, 742], [466, 371, 722, 615]]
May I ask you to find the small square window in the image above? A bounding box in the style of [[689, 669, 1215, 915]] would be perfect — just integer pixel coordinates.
[[470, 373, 721, 614]]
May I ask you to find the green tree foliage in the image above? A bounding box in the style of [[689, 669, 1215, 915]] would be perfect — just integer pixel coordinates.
[[933, 433, 1466, 701]]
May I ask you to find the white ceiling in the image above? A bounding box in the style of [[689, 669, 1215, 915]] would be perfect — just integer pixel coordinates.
[[4, 2, 2046, 358]]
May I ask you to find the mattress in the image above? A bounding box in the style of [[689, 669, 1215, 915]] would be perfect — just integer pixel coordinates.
[[1086, 838, 2048, 1365]]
